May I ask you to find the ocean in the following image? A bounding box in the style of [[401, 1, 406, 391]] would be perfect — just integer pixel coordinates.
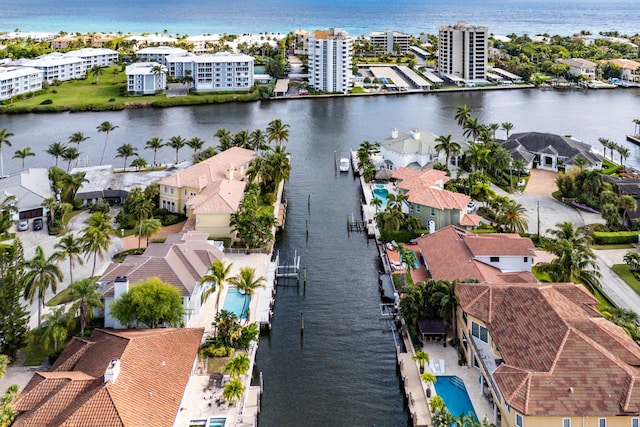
[[2, 0, 639, 38]]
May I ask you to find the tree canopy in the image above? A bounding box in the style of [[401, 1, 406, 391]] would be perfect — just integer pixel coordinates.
[[110, 278, 183, 328]]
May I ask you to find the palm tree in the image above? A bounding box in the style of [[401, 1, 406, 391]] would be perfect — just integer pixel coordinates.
[[600, 306, 639, 340], [97, 121, 118, 166], [617, 145, 630, 166], [465, 142, 491, 173], [46, 142, 66, 167], [431, 280, 459, 342], [62, 147, 80, 172], [228, 266, 266, 321], [224, 353, 250, 379], [24, 246, 63, 326], [233, 130, 251, 149], [133, 199, 155, 248], [359, 140, 381, 158], [598, 137, 610, 160], [89, 65, 104, 84], [187, 137, 205, 157], [68, 277, 103, 336], [145, 137, 164, 166], [214, 128, 233, 151], [39, 306, 72, 352], [498, 200, 529, 233], [421, 372, 437, 393], [115, 143, 138, 170], [488, 123, 500, 139], [130, 157, 148, 171], [12, 147, 35, 169], [68, 131, 89, 151], [60, 171, 88, 202], [537, 222, 602, 295], [370, 196, 383, 212], [138, 217, 162, 247], [167, 135, 186, 164], [54, 233, 84, 286], [0, 128, 14, 178], [222, 378, 244, 405], [200, 259, 234, 311], [434, 134, 461, 166], [501, 122, 514, 139], [263, 145, 291, 192], [412, 350, 430, 373], [249, 129, 268, 151], [462, 117, 482, 142], [455, 105, 472, 128], [623, 251, 640, 271], [81, 212, 115, 276], [266, 119, 290, 146]]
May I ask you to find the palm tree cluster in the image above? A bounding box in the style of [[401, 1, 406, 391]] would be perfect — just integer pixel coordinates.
[[483, 195, 529, 234], [454, 105, 522, 188], [230, 184, 278, 250], [598, 137, 629, 167], [246, 144, 291, 194], [375, 192, 422, 233], [556, 168, 637, 230], [355, 140, 380, 182], [113, 185, 162, 247], [601, 305, 640, 342]]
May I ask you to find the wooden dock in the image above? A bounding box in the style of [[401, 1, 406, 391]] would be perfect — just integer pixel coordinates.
[[627, 134, 640, 145], [347, 217, 367, 232]]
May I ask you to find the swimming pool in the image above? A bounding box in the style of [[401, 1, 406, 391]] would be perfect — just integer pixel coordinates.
[[222, 287, 250, 319], [208, 417, 226, 427], [372, 188, 389, 208], [434, 376, 477, 420]]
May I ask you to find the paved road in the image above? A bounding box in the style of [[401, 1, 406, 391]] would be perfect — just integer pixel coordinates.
[[593, 249, 640, 312]]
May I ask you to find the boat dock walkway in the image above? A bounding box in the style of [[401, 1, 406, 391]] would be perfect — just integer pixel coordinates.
[[397, 329, 432, 427]]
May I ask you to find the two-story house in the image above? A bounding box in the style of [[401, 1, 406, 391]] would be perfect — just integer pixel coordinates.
[[156, 147, 255, 239], [416, 225, 537, 283], [392, 168, 482, 231], [557, 58, 598, 79], [456, 282, 640, 427]]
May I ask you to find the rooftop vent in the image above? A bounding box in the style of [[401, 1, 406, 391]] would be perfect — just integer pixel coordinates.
[[104, 359, 121, 384]]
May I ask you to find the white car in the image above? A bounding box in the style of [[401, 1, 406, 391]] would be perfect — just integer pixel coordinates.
[[466, 202, 477, 213], [17, 220, 28, 231]]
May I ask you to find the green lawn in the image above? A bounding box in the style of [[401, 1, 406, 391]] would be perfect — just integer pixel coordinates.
[[612, 264, 640, 295], [46, 287, 75, 306]]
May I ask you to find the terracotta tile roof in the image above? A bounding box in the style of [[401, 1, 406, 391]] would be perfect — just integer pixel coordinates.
[[408, 186, 468, 210], [100, 231, 222, 297], [156, 147, 255, 189], [608, 58, 640, 71], [457, 282, 640, 416], [460, 213, 483, 227], [416, 226, 536, 283], [14, 328, 204, 427], [392, 167, 450, 189], [188, 179, 247, 214]]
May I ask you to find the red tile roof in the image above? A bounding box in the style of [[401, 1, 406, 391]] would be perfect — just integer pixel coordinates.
[[14, 328, 203, 427], [457, 282, 640, 416], [416, 225, 536, 283]]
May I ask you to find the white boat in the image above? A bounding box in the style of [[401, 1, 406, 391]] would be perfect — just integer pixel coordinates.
[[339, 157, 350, 172]]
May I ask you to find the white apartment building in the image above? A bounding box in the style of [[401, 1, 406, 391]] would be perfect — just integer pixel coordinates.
[[134, 46, 188, 66], [24, 53, 85, 82], [438, 21, 488, 82], [125, 62, 167, 95], [308, 28, 352, 94], [0, 66, 43, 100], [66, 48, 118, 68], [185, 35, 221, 54], [166, 52, 197, 79], [191, 52, 254, 92], [369, 29, 411, 53]]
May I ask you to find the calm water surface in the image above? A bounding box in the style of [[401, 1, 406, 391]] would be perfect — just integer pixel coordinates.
[[4, 89, 640, 425]]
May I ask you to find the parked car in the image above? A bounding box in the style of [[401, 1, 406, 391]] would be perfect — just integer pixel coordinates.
[[466, 202, 477, 213], [33, 218, 44, 231], [17, 220, 28, 231]]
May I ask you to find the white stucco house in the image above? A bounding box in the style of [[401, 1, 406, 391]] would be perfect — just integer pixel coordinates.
[[125, 62, 167, 95]]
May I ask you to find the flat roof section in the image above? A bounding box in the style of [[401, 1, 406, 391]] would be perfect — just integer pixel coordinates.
[[368, 66, 409, 89], [274, 79, 289, 95], [396, 66, 432, 89]]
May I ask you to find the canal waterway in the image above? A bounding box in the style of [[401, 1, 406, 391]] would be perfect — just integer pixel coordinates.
[[3, 88, 640, 425]]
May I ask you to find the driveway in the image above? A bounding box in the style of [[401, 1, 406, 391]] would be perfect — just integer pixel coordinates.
[[13, 209, 123, 329]]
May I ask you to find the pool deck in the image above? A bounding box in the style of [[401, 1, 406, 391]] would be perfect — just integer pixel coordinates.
[[176, 252, 274, 427], [421, 342, 495, 424]]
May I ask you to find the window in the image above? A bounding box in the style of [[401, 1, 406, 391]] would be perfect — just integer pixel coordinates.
[[170, 188, 174, 194], [471, 321, 488, 343], [515, 413, 523, 427], [416, 204, 421, 213], [430, 208, 435, 216], [523, 257, 528, 262], [563, 419, 571, 427], [632, 418, 639, 427], [598, 419, 606, 427], [490, 256, 499, 263]]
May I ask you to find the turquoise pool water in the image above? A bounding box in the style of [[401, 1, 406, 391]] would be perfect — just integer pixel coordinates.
[[254, 65, 266, 74], [372, 188, 389, 208], [222, 287, 249, 319], [434, 376, 477, 420], [208, 417, 226, 427]]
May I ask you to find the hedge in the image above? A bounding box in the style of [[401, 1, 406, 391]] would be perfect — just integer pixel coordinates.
[[380, 229, 429, 243], [592, 231, 640, 245]]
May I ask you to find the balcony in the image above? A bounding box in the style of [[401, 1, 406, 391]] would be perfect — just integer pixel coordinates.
[[468, 335, 503, 404]]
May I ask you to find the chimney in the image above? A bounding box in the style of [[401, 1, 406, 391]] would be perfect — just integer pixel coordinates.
[[227, 164, 234, 180], [391, 128, 398, 139], [104, 359, 121, 384], [114, 276, 129, 300], [410, 128, 420, 140]]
